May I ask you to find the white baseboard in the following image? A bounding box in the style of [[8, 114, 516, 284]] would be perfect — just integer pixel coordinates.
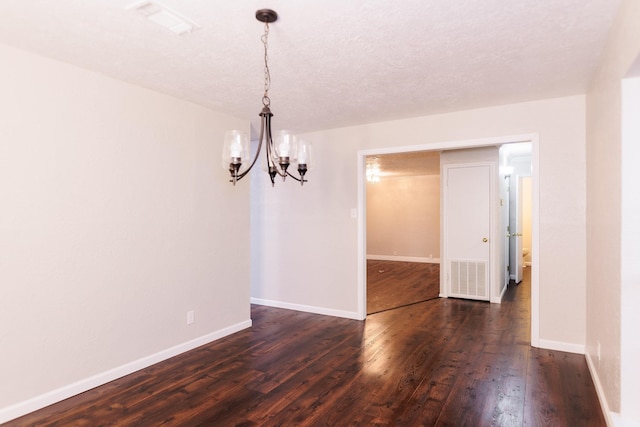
[[0, 319, 252, 424], [609, 413, 637, 427], [251, 298, 362, 320], [490, 283, 508, 304], [367, 254, 440, 264], [585, 352, 623, 427], [538, 338, 585, 354]]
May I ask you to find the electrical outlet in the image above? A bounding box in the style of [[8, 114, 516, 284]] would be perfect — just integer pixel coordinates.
[[187, 310, 195, 325]]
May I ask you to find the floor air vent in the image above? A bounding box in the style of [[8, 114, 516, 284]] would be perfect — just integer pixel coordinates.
[[449, 260, 488, 300]]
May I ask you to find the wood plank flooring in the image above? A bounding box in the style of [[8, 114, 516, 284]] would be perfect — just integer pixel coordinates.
[[367, 260, 440, 314], [9, 269, 605, 426]]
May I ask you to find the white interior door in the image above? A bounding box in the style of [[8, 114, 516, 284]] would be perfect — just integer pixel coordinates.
[[444, 163, 492, 301], [503, 176, 511, 288], [514, 177, 524, 283]]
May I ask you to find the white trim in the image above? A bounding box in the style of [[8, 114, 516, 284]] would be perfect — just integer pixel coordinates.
[[357, 154, 367, 320], [530, 133, 540, 348], [251, 298, 362, 320], [357, 133, 539, 346], [367, 254, 440, 263], [620, 75, 640, 426], [0, 320, 252, 424], [586, 352, 620, 427], [491, 280, 508, 304], [358, 134, 536, 157], [538, 339, 585, 354], [609, 413, 635, 427]]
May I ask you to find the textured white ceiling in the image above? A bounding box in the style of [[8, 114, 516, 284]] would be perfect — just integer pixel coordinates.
[[0, 0, 621, 135]]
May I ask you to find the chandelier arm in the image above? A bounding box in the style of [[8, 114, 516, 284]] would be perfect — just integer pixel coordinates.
[[285, 171, 303, 182], [266, 114, 287, 179], [234, 137, 263, 182], [263, 113, 279, 186], [235, 116, 266, 182], [285, 170, 308, 186]]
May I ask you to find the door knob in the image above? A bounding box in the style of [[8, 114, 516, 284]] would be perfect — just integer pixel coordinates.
[[482, 238, 488, 242]]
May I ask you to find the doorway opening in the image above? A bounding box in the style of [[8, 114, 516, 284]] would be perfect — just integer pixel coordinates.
[[364, 151, 440, 314], [357, 134, 540, 346], [500, 143, 533, 285]]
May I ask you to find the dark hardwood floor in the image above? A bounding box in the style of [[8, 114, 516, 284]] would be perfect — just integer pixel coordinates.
[[367, 260, 440, 314], [9, 268, 605, 426]]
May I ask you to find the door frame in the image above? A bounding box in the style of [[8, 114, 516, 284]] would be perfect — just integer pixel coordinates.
[[357, 133, 540, 348]]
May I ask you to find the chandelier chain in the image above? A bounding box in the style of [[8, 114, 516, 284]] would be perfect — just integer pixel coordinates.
[[262, 22, 271, 107]]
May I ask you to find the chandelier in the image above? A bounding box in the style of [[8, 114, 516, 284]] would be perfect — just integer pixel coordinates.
[[222, 9, 311, 186]]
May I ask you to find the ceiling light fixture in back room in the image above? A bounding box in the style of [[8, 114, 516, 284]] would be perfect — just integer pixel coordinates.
[[222, 9, 311, 186]]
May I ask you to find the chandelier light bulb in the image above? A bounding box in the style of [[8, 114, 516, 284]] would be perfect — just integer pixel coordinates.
[[230, 140, 243, 158]]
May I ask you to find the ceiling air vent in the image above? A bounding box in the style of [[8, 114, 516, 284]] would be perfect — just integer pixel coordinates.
[[127, 1, 200, 35]]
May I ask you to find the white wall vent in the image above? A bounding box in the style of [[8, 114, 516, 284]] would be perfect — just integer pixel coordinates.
[[449, 260, 488, 300]]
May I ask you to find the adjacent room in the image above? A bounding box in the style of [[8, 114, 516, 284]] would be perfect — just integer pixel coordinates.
[[365, 151, 441, 314]]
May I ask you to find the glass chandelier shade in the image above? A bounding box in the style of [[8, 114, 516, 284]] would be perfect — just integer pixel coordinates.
[[222, 9, 311, 187], [222, 130, 250, 174], [273, 130, 297, 160]]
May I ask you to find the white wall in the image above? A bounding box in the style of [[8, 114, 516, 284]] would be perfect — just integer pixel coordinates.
[[0, 43, 250, 421], [251, 95, 587, 348], [249, 129, 362, 318], [366, 175, 440, 261], [585, 0, 640, 423]]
